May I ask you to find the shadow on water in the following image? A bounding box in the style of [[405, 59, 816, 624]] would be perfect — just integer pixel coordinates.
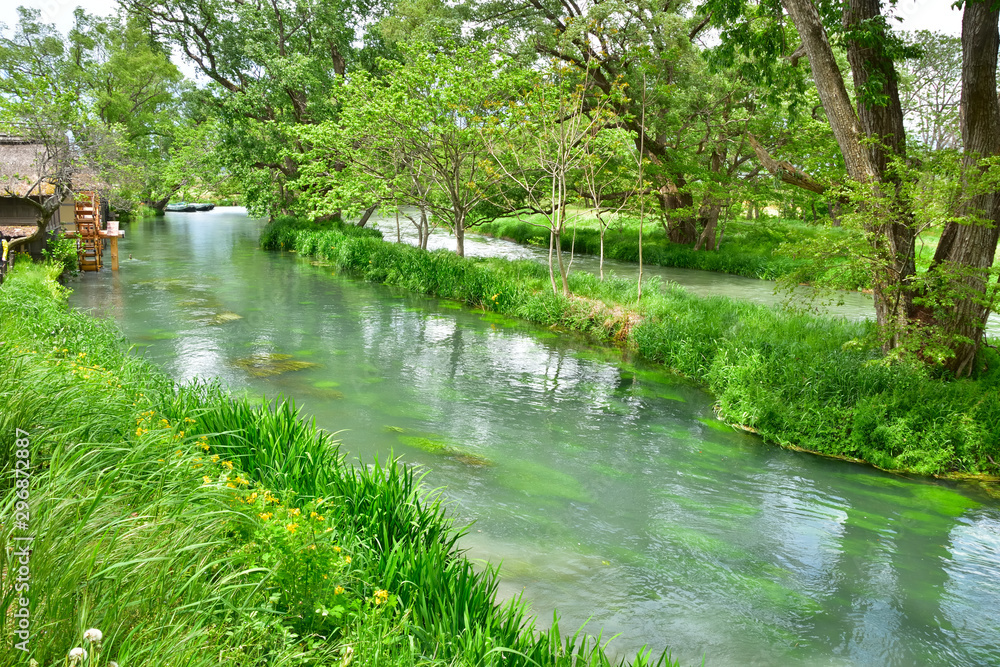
[[68, 208, 1000, 666]]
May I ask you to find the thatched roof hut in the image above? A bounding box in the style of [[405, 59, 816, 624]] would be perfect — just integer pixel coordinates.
[[0, 137, 58, 199], [0, 135, 97, 252]]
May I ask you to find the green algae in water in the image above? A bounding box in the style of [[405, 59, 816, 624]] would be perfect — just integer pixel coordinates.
[[232, 352, 319, 377], [383, 425, 406, 433], [438, 301, 463, 309], [479, 312, 520, 327], [313, 380, 341, 389], [589, 462, 632, 481], [908, 482, 980, 516], [497, 460, 592, 504], [698, 417, 735, 433], [398, 435, 450, 453], [140, 329, 178, 341], [207, 311, 243, 325], [397, 435, 492, 466]]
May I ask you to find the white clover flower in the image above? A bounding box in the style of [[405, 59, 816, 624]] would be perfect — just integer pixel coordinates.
[[84, 628, 103, 642]]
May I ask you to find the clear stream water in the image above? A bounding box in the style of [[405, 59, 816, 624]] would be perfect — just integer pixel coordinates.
[[68, 209, 1000, 666]]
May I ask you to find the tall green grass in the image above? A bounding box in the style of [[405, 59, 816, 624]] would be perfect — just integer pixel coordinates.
[[263, 217, 1000, 478], [473, 216, 862, 286], [1, 262, 676, 667]]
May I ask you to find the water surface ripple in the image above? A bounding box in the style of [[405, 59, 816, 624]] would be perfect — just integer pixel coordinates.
[[68, 209, 1000, 666]]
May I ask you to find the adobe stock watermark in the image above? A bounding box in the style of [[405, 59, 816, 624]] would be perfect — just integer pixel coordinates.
[[11, 428, 34, 653]]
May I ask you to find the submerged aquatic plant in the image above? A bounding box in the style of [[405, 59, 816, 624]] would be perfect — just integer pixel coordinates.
[[231, 352, 318, 377]]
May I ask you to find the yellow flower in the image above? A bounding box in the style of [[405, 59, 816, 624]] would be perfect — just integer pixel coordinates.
[[316, 498, 324, 505], [289, 507, 300, 516], [199, 442, 209, 451], [202, 476, 212, 485], [221, 460, 234, 470], [286, 522, 298, 533], [333, 545, 341, 553], [226, 482, 236, 489], [259, 512, 272, 521], [344, 555, 352, 564], [373, 589, 388, 604], [135, 427, 146, 437], [334, 586, 345, 595], [210, 454, 220, 462]]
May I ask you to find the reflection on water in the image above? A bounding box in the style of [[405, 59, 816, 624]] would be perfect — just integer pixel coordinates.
[[68, 208, 1000, 666]]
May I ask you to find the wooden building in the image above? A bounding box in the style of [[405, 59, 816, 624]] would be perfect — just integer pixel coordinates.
[[0, 135, 108, 257]]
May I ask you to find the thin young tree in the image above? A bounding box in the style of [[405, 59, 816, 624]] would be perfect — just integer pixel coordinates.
[[484, 62, 624, 295]]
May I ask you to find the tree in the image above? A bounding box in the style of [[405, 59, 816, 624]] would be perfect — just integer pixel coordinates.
[[483, 62, 624, 294], [709, 0, 1000, 375], [897, 31, 962, 152], [297, 42, 525, 256], [0, 8, 126, 253], [123, 0, 390, 216], [464, 0, 789, 248]]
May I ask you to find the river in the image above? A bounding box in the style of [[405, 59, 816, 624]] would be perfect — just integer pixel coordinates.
[[68, 208, 1000, 666]]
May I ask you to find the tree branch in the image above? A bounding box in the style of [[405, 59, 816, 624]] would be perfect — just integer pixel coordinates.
[[747, 134, 827, 194]]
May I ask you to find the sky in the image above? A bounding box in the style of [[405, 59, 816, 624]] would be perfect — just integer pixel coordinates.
[[0, 0, 966, 70]]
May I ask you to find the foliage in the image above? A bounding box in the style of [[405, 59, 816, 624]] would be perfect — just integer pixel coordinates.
[[295, 40, 529, 255], [476, 215, 860, 285], [897, 30, 963, 151], [0, 9, 191, 215], [40, 237, 79, 276], [124, 0, 394, 216]]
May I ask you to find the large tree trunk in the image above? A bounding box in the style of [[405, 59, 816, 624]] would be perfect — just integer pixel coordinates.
[[781, 0, 916, 346], [926, 5, 1000, 376], [842, 0, 918, 345], [657, 182, 698, 244]]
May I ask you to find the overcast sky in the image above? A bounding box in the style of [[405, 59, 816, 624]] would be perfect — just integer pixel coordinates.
[[0, 0, 966, 70]]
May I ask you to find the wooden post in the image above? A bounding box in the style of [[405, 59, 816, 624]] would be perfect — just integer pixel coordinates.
[[106, 219, 120, 271]]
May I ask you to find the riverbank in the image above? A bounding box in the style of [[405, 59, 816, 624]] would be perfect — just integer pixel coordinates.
[[0, 262, 675, 666], [262, 216, 1000, 480], [473, 216, 867, 289]]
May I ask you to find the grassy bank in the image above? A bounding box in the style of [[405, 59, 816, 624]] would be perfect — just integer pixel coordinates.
[[473, 216, 868, 288], [263, 217, 1000, 479], [0, 262, 674, 667]]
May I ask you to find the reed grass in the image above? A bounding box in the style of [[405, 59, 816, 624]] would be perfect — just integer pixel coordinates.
[[1, 261, 675, 666], [263, 218, 1000, 478]]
